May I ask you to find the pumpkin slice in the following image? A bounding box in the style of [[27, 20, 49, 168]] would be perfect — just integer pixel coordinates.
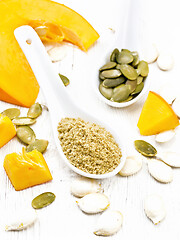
[[0, 113, 16, 148], [137, 91, 179, 135], [4, 148, 52, 191], [0, 0, 99, 107]]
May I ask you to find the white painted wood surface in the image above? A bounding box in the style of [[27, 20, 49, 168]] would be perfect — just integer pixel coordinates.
[[1, 0, 180, 239]]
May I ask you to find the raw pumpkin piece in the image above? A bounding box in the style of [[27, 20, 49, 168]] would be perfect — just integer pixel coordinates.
[[4, 148, 52, 191], [0, 0, 99, 107], [137, 91, 179, 135], [0, 113, 16, 148]]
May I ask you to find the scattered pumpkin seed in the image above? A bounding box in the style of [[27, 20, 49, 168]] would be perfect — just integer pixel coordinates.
[[103, 77, 125, 88], [116, 51, 133, 64], [119, 64, 138, 80], [1, 108, 20, 120], [134, 140, 157, 157], [101, 69, 121, 79], [26, 139, 49, 153], [99, 62, 117, 71], [111, 84, 131, 102], [137, 60, 149, 77], [119, 155, 142, 176], [32, 192, 56, 209], [12, 117, 36, 126], [27, 103, 42, 119], [131, 82, 144, 95], [157, 52, 174, 71], [59, 74, 70, 86], [99, 83, 113, 100], [16, 126, 36, 145], [110, 48, 119, 62]]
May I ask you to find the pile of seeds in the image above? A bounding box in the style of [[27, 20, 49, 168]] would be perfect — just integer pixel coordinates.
[[99, 48, 149, 102], [57, 118, 122, 174], [1, 103, 48, 153]]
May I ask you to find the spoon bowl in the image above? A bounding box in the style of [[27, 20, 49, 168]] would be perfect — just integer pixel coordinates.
[[14, 26, 126, 179]]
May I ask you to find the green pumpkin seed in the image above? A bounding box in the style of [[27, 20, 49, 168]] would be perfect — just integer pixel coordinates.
[[99, 62, 116, 71], [138, 60, 149, 77], [121, 95, 133, 102], [26, 139, 49, 153], [110, 48, 119, 62], [27, 103, 42, 119], [32, 192, 55, 209], [116, 64, 121, 70], [121, 49, 131, 53], [99, 72, 106, 80], [125, 80, 137, 93], [137, 76, 143, 85], [116, 51, 133, 64], [119, 64, 138, 80], [101, 69, 121, 79], [12, 117, 36, 126], [16, 126, 36, 145], [134, 140, 157, 157], [136, 68, 141, 75], [111, 84, 131, 102], [131, 51, 140, 67], [131, 82, 144, 95], [99, 83, 113, 100], [59, 74, 70, 86], [103, 77, 125, 88], [1, 108, 20, 120]]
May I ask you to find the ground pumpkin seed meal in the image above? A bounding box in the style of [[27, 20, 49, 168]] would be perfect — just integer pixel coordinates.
[[57, 118, 122, 174]]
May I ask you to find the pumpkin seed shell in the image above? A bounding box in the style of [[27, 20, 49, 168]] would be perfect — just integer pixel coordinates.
[[119, 64, 138, 80], [16, 126, 36, 145], [111, 84, 131, 102], [134, 140, 157, 157], [1, 108, 20, 120], [26, 139, 49, 153], [101, 69, 121, 79], [32, 192, 56, 209], [27, 103, 42, 119], [99, 62, 117, 71], [12, 117, 36, 126], [99, 83, 113, 100], [138, 60, 149, 77]]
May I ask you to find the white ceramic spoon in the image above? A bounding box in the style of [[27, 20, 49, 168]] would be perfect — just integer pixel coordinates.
[[14, 26, 126, 179]]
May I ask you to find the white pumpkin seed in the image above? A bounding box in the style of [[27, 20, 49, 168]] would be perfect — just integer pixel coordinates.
[[155, 130, 175, 143], [157, 52, 174, 71], [143, 43, 159, 63], [172, 97, 180, 118], [47, 44, 67, 62], [76, 193, 110, 214], [70, 177, 101, 197], [5, 209, 37, 231], [144, 194, 166, 224], [147, 159, 173, 183], [94, 210, 123, 236], [119, 155, 142, 176], [158, 152, 180, 168]]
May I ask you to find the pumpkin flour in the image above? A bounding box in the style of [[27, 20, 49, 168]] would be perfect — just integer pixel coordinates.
[[57, 118, 122, 174]]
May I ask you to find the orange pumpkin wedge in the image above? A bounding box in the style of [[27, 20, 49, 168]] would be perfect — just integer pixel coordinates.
[[0, 113, 16, 148], [4, 148, 52, 191], [137, 91, 179, 135], [0, 0, 99, 107]]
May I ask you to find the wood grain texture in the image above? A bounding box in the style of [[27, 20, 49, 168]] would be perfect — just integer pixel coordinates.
[[1, 0, 180, 239]]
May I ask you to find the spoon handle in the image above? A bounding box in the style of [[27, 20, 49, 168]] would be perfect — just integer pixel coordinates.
[[14, 26, 74, 118]]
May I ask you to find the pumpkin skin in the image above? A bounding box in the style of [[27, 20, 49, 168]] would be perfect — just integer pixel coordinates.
[[4, 149, 53, 191], [0, 113, 16, 148], [0, 0, 99, 107], [137, 91, 179, 135]]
